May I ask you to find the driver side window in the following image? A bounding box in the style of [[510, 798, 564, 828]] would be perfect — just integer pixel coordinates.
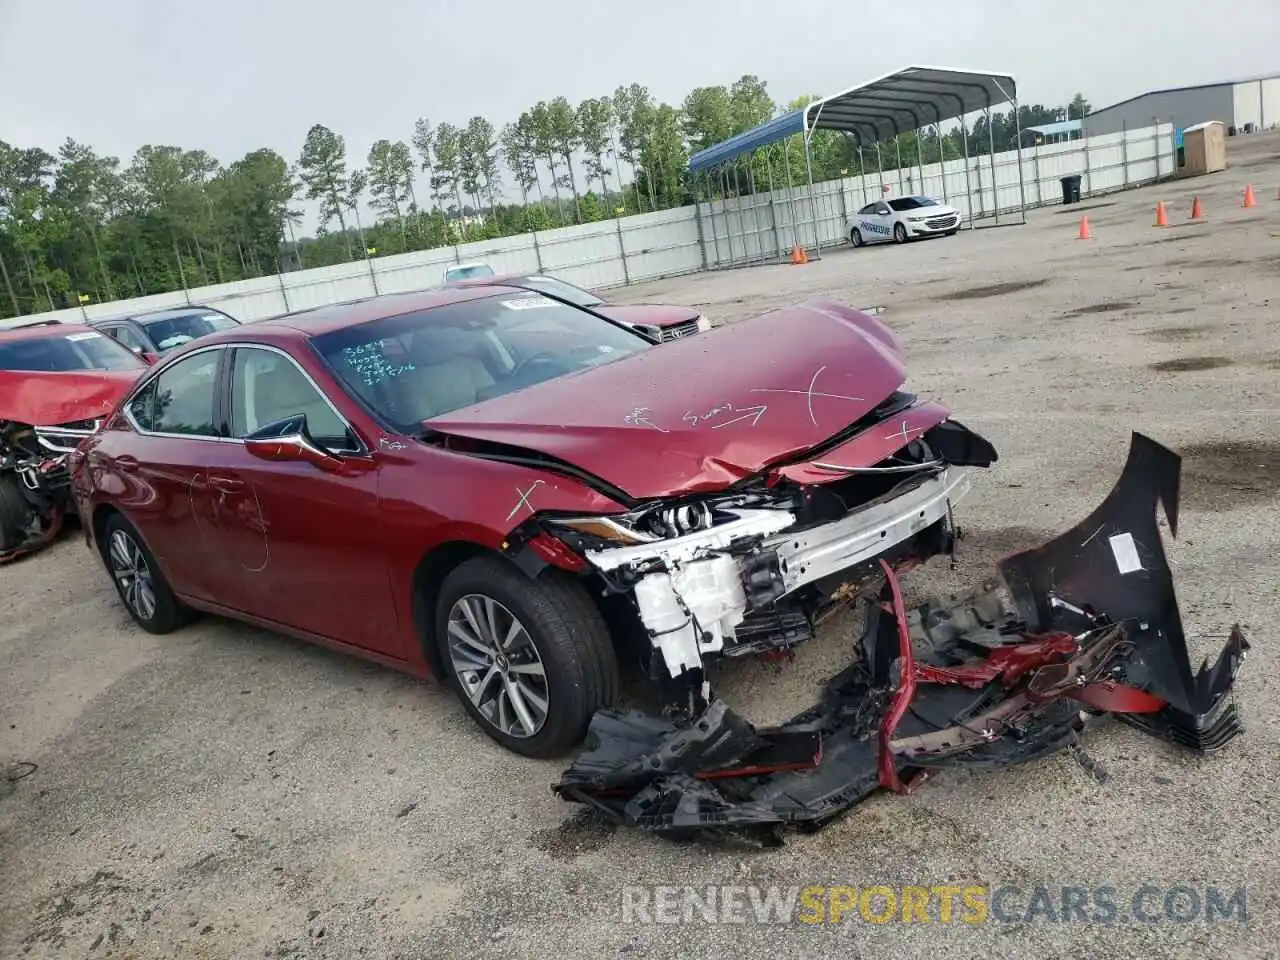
[[113, 324, 149, 353], [857, 203, 878, 216], [876, 203, 891, 215], [229, 347, 358, 451]]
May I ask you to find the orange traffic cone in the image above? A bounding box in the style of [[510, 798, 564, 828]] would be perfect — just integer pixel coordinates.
[[1077, 215, 1092, 239], [1154, 201, 1169, 227], [1190, 195, 1204, 219], [790, 245, 803, 264], [1243, 184, 1257, 208]]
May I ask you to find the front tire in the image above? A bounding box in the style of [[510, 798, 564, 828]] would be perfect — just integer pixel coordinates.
[[434, 554, 619, 759], [101, 512, 196, 634], [893, 222, 908, 244]]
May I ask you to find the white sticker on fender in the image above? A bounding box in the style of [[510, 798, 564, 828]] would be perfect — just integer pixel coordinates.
[[1108, 532, 1143, 575]]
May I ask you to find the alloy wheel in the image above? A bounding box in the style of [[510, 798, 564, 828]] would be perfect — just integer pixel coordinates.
[[446, 594, 550, 738], [108, 528, 157, 621]]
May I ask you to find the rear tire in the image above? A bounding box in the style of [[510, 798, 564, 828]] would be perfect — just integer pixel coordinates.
[[849, 228, 863, 248], [434, 554, 619, 759], [0, 475, 31, 553], [101, 512, 196, 634]]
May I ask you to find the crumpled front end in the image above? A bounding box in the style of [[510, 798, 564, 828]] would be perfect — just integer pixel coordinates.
[[526, 404, 998, 698], [551, 433, 1249, 845], [0, 371, 130, 563]]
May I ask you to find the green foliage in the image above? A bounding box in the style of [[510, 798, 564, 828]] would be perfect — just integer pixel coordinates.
[[0, 75, 1092, 320]]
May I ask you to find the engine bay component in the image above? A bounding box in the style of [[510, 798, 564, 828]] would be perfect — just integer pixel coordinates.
[[552, 433, 1250, 845]]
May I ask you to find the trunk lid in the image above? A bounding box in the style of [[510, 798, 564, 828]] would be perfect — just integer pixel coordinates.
[[424, 300, 914, 500]]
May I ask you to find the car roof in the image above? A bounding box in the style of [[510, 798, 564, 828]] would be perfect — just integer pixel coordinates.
[[0, 321, 98, 343], [449, 272, 530, 287], [189, 284, 529, 345], [93, 304, 233, 325]]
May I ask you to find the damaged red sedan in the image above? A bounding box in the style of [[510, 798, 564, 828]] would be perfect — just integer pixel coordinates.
[[70, 285, 1247, 833], [69, 286, 992, 748]]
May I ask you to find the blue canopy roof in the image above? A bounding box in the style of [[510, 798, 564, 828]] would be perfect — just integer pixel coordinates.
[[688, 64, 1017, 173], [1025, 119, 1082, 137]]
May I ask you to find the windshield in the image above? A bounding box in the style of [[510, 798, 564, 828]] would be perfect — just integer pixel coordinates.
[[0, 329, 147, 372], [312, 291, 651, 428], [514, 275, 603, 307], [445, 264, 494, 281], [887, 196, 939, 211], [139, 310, 239, 352]]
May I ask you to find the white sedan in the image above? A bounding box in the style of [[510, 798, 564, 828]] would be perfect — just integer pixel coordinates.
[[847, 195, 963, 247]]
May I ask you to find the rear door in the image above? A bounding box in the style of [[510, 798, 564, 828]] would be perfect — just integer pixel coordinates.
[[201, 344, 399, 654]]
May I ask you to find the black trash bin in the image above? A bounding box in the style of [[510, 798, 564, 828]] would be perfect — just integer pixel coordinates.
[[1060, 174, 1082, 205]]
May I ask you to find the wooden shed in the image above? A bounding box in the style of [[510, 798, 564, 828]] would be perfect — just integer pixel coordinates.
[[1180, 121, 1227, 176]]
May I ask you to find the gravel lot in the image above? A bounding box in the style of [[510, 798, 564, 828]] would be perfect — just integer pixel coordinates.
[[3, 132, 1279, 960]]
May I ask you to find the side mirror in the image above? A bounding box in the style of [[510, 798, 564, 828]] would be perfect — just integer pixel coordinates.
[[243, 414, 344, 473]]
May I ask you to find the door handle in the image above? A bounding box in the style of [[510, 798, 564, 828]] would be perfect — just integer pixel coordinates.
[[115, 455, 139, 473], [208, 475, 245, 493]]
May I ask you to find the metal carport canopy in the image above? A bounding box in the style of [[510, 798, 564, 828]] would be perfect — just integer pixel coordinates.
[[687, 65, 1018, 172]]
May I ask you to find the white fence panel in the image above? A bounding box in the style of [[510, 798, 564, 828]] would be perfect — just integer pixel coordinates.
[[4, 124, 1176, 329]]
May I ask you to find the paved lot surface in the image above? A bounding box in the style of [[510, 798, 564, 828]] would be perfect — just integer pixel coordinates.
[[3, 133, 1279, 960]]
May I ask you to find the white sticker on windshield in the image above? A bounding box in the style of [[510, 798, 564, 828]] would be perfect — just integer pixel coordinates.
[[500, 296, 555, 311], [65, 331, 103, 342], [1108, 532, 1143, 575]]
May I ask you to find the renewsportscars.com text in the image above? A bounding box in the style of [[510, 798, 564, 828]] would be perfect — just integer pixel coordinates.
[[620, 884, 1250, 926]]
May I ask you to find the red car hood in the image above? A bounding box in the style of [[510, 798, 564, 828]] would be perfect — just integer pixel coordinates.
[[425, 299, 922, 500], [591, 303, 698, 328], [0, 369, 142, 427]]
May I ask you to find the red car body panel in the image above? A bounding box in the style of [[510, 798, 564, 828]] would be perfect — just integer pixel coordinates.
[[0, 369, 143, 425], [589, 303, 699, 328], [424, 299, 907, 500], [770, 401, 953, 484]]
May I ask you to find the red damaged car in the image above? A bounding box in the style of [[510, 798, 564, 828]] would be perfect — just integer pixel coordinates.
[[0, 321, 148, 562], [69, 285, 995, 754], [68, 285, 1249, 836], [447, 272, 711, 342]]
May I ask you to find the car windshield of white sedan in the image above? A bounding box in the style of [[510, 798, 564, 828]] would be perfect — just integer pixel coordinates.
[[0, 330, 147, 372], [312, 292, 652, 426], [140, 310, 239, 351], [887, 196, 939, 211]]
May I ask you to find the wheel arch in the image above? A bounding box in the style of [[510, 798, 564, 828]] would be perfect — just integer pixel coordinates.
[[91, 502, 123, 561]]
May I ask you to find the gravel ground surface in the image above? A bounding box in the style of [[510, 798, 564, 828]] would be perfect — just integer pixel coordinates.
[[3, 132, 1279, 960]]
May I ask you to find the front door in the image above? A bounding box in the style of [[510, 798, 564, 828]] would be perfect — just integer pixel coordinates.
[[205, 345, 400, 656], [115, 346, 228, 602]]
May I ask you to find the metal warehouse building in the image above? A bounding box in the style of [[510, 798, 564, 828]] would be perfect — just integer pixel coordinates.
[[1082, 73, 1280, 137]]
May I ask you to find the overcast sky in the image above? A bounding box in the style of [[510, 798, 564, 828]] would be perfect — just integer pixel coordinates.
[[2, 0, 1276, 226]]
